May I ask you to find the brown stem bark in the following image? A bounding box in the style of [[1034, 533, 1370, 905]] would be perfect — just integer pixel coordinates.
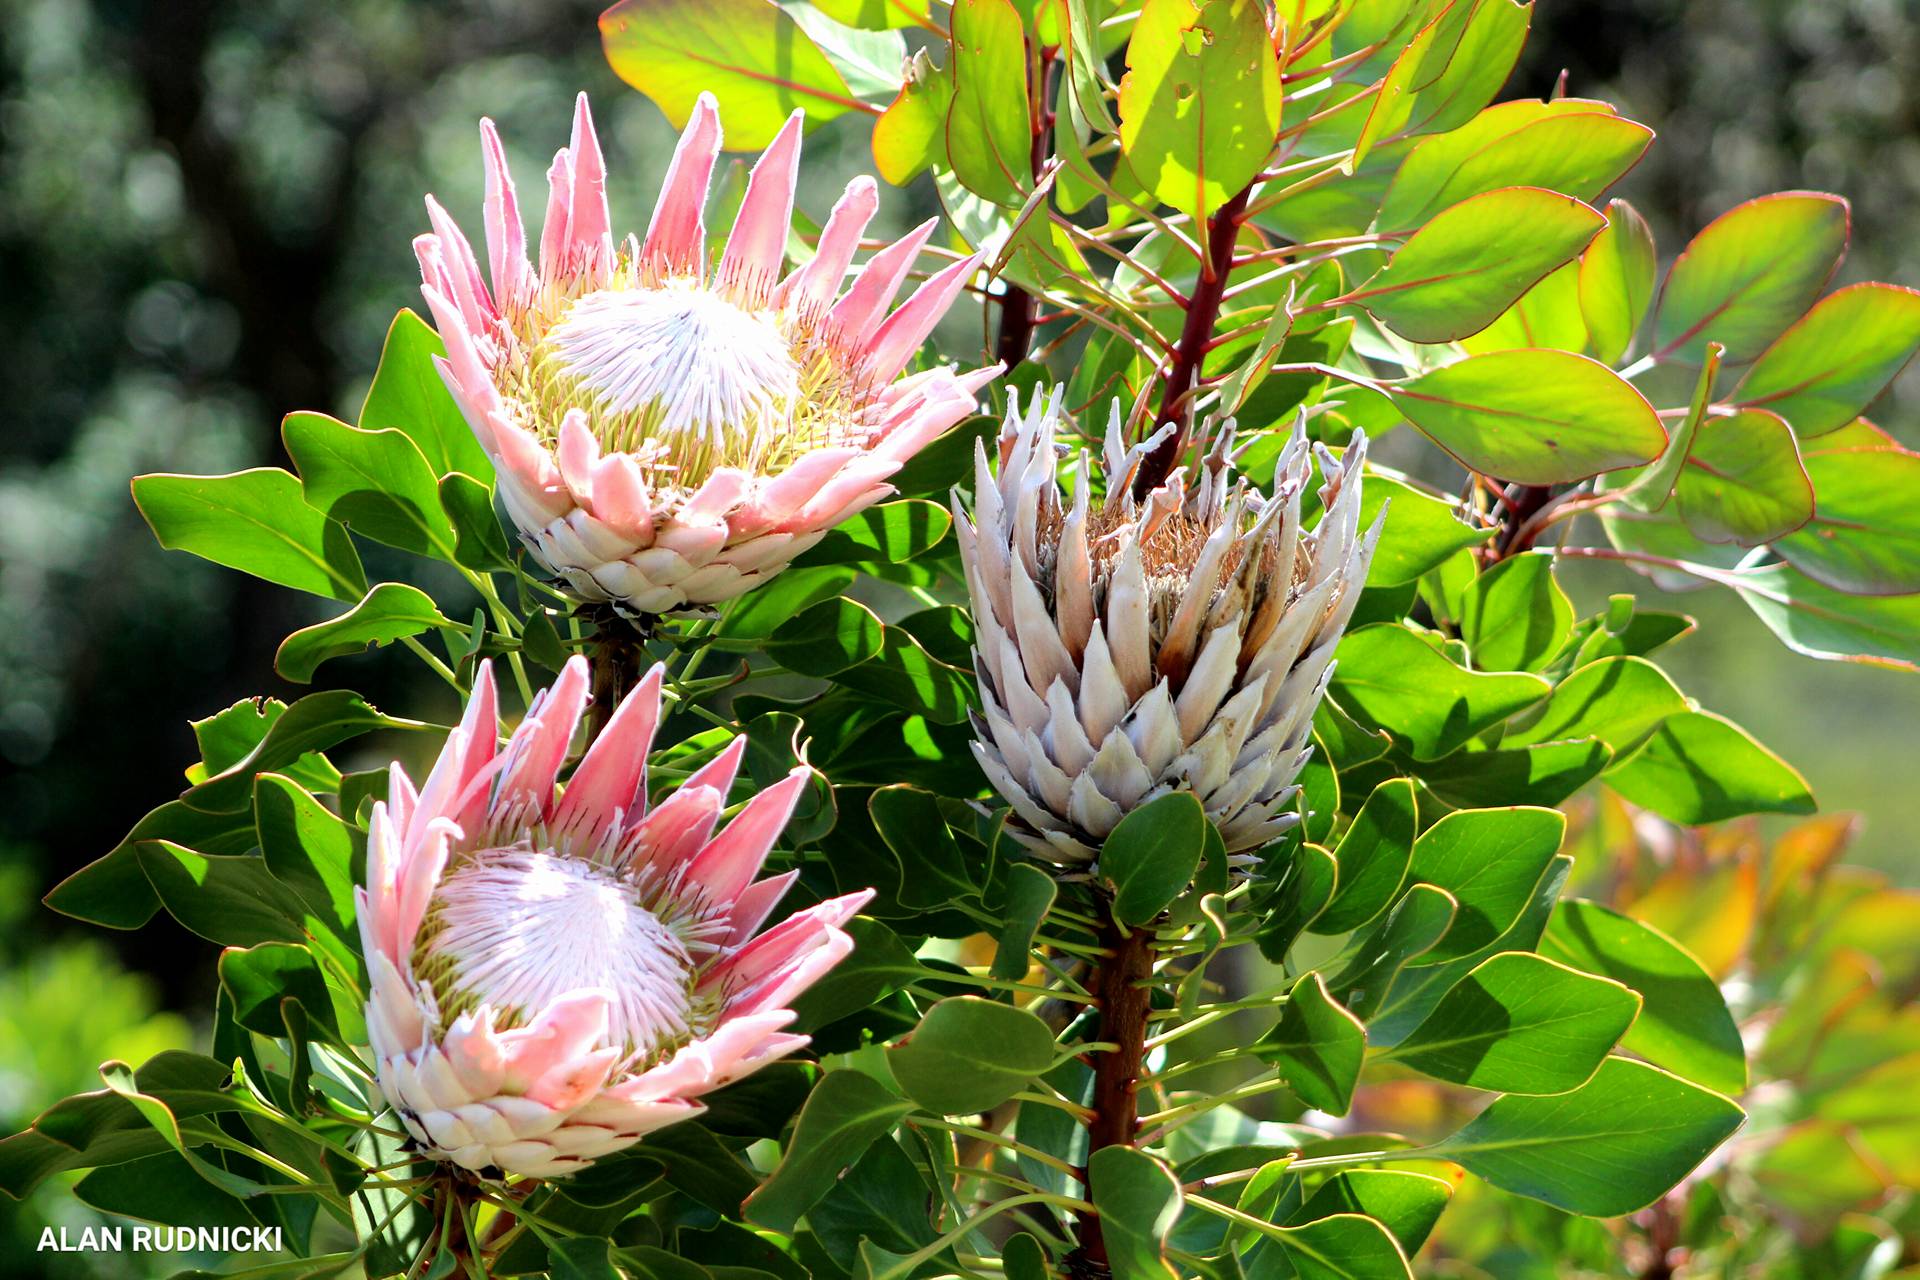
[[1069, 917, 1158, 1279], [993, 48, 1059, 369], [1133, 185, 1256, 500], [583, 606, 652, 744]]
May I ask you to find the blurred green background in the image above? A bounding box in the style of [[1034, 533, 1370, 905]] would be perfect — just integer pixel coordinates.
[[0, 0, 1916, 1272]]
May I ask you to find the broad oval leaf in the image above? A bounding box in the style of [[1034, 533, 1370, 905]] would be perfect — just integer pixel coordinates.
[[1607, 709, 1815, 823], [946, 0, 1031, 206], [1406, 806, 1566, 963], [1379, 100, 1653, 232], [359, 309, 493, 482], [602, 0, 862, 149], [1504, 655, 1688, 759], [1089, 1146, 1184, 1280], [283, 412, 459, 561], [1717, 561, 1920, 672], [1776, 444, 1920, 594], [1386, 951, 1639, 1094], [1117, 0, 1282, 221], [888, 996, 1057, 1114], [1330, 623, 1551, 759], [1313, 778, 1417, 936], [1539, 898, 1746, 1094], [1577, 197, 1657, 365], [1426, 1056, 1744, 1216], [1359, 477, 1495, 585], [1653, 192, 1850, 363], [1101, 791, 1208, 925], [1356, 187, 1604, 343], [1388, 349, 1666, 484], [275, 583, 456, 683], [1253, 971, 1367, 1116], [872, 51, 951, 185], [1733, 282, 1920, 435], [133, 468, 366, 602], [743, 1071, 915, 1233], [1458, 551, 1574, 673], [1673, 407, 1813, 546]]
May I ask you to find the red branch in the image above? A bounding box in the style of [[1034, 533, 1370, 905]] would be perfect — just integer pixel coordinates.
[[1069, 916, 1157, 1278], [1132, 184, 1255, 499]]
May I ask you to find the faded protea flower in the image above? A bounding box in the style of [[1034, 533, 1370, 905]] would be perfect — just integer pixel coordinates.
[[359, 656, 869, 1178], [954, 391, 1380, 865], [414, 92, 995, 615]]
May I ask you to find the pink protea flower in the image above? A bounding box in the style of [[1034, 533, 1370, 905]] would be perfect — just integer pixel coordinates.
[[414, 92, 996, 615], [358, 655, 869, 1179]]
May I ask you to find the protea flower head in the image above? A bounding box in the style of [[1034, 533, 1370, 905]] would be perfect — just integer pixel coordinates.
[[414, 92, 996, 615], [954, 391, 1380, 866], [358, 655, 870, 1178]]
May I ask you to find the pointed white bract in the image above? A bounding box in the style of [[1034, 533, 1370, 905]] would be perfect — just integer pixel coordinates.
[[415, 92, 997, 616], [953, 391, 1380, 866], [360, 657, 869, 1179]]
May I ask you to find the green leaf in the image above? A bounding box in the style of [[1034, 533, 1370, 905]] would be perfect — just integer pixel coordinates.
[[1777, 443, 1920, 594], [358, 309, 492, 481], [1459, 259, 1588, 356], [1254, 972, 1367, 1116], [1540, 899, 1746, 1094], [1733, 282, 1920, 435], [1385, 952, 1639, 1093], [812, 0, 930, 30], [601, 0, 861, 149], [133, 468, 366, 602], [1117, 0, 1281, 222], [1504, 655, 1688, 758], [890, 996, 1058, 1114], [219, 941, 344, 1041], [275, 582, 455, 683], [763, 598, 886, 677], [1261, 1212, 1414, 1280], [1716, 561, 1920, 672], [1379, 99, 1653, 232], [868, 784, 981, 906], [1291, 1169, 1452, 1256], [808, 1135, 938, 1265], [1578, 198, 1657, 365], [946, 0, 1031, 206], [74, 1151, 258, 1231], [872, 51, 951, 185], [1255, 842, 1338, 962], [1360, 479, 1494, 587], [1406, 806, 1565, 963], [1413, 738, 1612, 809], [1607, 709, 1815, 823], [1314, 778, 1417, 935], [717, 565, 857, 641], [1100, 791, 1208, 925], [1330, 883, 1458, 1022], [1090, 1147, 1183, 1280], [793, 499, 953, 565], [744, 1071, 916, 1233], [255, 773, 360, 941], [136, 842, 311, 948], [1458, 551, 1573, 672], [1621, 342, 1719, 515], [1355, 187, 1604, 343], [993, 863, 1058, 980], [1654, 192, 1850, 362], [1425, 1057, 1744, 1215], [1388, 350, 1666, 484], [439, 472, 515, 572], [283, 411, 458, 561], [831, 628, 974, 723], [1673, 407, 1813, 546], [1330, 623, 1550, 760]]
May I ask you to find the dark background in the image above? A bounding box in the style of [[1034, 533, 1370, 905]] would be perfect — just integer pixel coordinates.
[[1, 1, 1915, 1256]]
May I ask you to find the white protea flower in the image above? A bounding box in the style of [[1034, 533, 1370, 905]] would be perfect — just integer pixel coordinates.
[[359, 656, 870, 1179], [414, 92, 997, 616], [953, 391, 1380, 865]]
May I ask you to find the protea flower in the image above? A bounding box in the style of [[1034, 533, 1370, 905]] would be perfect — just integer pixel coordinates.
[[413, 92, 995, 615], [954, 392, 1380, 865], [358, 655, 869, 1179]]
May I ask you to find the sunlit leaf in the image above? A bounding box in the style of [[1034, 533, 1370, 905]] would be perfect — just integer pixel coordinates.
[[1653, 192, 1850, 363]]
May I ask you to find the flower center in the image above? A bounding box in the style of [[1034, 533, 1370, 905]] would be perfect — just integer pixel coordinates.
[[419, 848, 702, 1057], [543, 283, 800, 453]]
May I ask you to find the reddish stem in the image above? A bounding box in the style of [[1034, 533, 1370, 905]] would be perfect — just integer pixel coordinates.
[[1069, 915, 1158, 1278], [995, 49, 1059, 368], [1133, 184, 1255, 499]]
